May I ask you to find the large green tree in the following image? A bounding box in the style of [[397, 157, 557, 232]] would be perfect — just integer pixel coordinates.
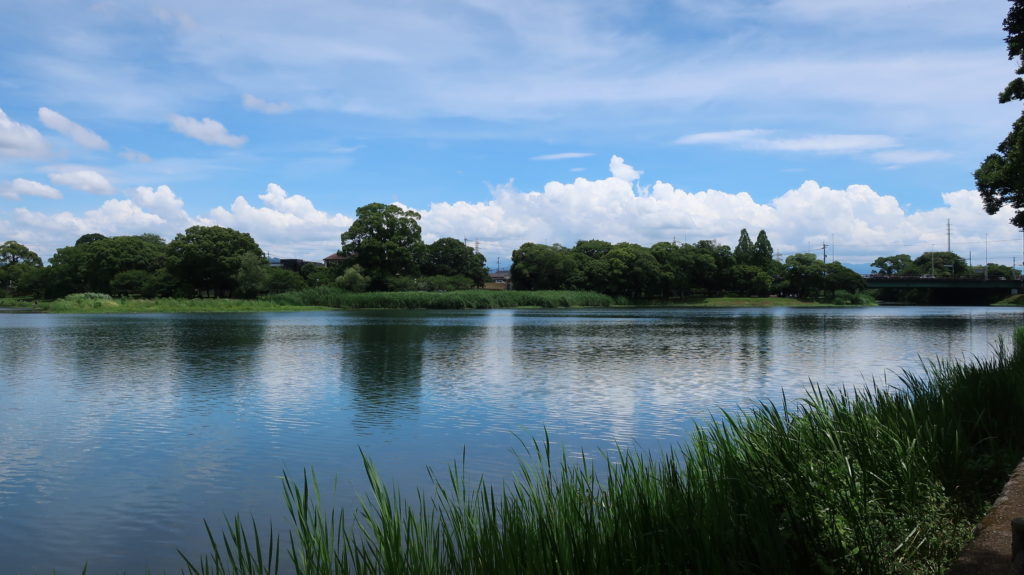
[[511, 243, 577, 290], [693, 240, 735, 295], [83, 234, 167, 293], [975, 0, 1024, 228], [650, 241, 692, 297], [782, 253, 826, 299], [48, 234, 169, 295], [733, 229, 755, 266], [166, 225, 262, 296], [0, 241, 44, 297], [422, 237, 488, 286], [599, 243, 662, 298], [913, 251, 968, 278], [871, 254, 915, 276], [752, 230, 775, 270], [0, 241, 42, 267], [341, 203, 424, 288]]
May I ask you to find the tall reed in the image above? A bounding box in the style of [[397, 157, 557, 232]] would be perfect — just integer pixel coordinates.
[[182, 330, 1024, 574]]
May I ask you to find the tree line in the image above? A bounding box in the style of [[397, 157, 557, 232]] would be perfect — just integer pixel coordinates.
[[2, 202, 871, 302], [871, 252, 1015, 280], [510, 229, 867, 301], [0, 203, 489, 300]]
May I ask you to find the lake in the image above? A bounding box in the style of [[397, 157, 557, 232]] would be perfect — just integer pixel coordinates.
[[1, 306, 1022, 573]]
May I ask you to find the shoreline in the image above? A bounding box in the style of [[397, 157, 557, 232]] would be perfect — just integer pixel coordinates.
[[4, 293, 878, 313]]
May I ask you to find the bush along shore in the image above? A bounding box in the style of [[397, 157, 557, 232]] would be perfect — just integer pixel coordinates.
[[170, 329, 1024, 575], [11, 289, 617, 313], [265, 287, 616, 309], [32, 289, 876, 314], [38, 292, 323, 313]]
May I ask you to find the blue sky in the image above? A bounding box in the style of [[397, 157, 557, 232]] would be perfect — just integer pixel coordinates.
[[2, 0, 1024, 269]]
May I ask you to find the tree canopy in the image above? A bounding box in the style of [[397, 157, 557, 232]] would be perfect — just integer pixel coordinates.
[[0, 241, 42, 267], [871, 254, 914, 276], [0, 241, 44, 298], [975, 0, 1024, 228], [341, 203, 424, 288], [166, 225, 263, 296], [422, 237, 489, 286]]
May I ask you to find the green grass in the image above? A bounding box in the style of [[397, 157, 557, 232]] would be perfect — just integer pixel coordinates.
[[44, 293, 325, 313], [993, 293, 1024, 306], [18, 291, 879, 314], [178, 329, 1024, 575], [0, 297, 41, 309], [266, 288, 615, 309]]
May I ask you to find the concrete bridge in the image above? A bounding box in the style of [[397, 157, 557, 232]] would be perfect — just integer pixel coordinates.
[[864, 276, 1022, 289], [864, 275, 1021, 304]]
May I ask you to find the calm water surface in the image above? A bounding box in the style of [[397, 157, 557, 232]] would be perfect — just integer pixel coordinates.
[[1, 306, 1022, 573]]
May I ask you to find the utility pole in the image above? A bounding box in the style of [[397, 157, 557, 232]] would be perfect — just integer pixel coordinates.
[[947, 219, 951, 253], [821, 243, 829, 263]]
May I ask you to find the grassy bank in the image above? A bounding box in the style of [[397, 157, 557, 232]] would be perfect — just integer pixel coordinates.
[[36, 289, 613, 313], [43, 293, 325, 313], [266, 287, 615, 309], [23, 291, 878, 314], [179, 330, 1024, 575], [993, 294, 1024, 306]]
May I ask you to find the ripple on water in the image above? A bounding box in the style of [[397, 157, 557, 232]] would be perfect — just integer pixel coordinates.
[[0, 307, 1022, 573]]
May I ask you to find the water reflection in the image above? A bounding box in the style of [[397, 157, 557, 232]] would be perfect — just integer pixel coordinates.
[[341, 316, 426, 431], [0, 307, 1022, 574]]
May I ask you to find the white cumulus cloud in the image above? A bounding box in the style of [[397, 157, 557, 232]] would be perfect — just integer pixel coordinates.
[[0, 108, 48, 158], [609, 155, 642, 182], [417, 156, 1024, 267], [37, 107, 109, 150], [203, 183, 353, 258], [0, 178, 62, 200], [48, 169, 115, 195], [169, 114, 247, 147], [128, 185, 194, 229], [8, 157, 1023, 269]]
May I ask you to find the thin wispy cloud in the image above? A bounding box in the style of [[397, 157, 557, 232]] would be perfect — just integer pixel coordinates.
[[872, 149, 953, 165], [242, 94, 292, 114], [0, 0, 1011, 266], [676, 130, 898, 154], [38, 108, 109, 150], [1, 178, 62, 200], [169, 115, 247, 147], [531, 152, 593, 161], [0, 108, 48, 158], [120, 148, 152, 162], [48, 169, 115, 195]]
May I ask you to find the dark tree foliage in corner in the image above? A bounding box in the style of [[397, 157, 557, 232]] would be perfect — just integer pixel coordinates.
[[975, 0, 1024, 228]]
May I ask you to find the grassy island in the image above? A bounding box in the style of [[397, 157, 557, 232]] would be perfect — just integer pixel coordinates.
[[173, 328, 1024, 575]]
